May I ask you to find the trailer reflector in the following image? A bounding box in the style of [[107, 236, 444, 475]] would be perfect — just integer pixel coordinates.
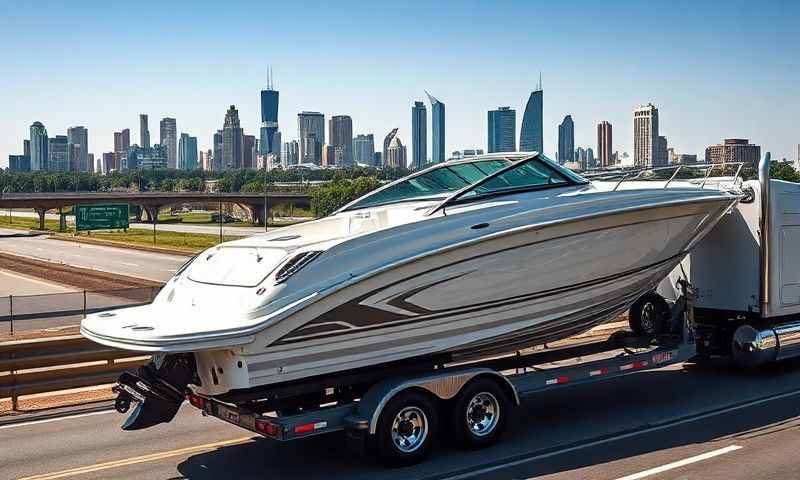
[[545, 376, 569, 385], [620, 360, 649, 371], [589, 367, 609, 376], [294, 421, 328, 434]]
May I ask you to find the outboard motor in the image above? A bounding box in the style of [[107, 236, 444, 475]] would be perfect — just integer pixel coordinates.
[[114, 353, 197, 430]]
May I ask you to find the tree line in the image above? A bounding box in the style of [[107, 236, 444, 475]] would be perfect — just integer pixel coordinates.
[[0, 166, 411, 194]]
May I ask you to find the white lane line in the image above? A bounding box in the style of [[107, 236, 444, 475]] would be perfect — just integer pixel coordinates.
[[0, 409, 115, 430], [119, 262, 140, 267], [613, 445, 742, 480], [0, 269, 75, 291], [440, 387, 800, 480]]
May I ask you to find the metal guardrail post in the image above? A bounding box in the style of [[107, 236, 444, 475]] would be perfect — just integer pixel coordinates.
[[9, 295, 13, 336], [83, 290, 87, 319]]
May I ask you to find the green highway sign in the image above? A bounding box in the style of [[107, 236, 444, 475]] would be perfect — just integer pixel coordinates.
[[75, 204, 129, 231]]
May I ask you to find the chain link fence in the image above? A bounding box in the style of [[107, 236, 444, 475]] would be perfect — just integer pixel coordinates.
[[0, 286, 162, 335]]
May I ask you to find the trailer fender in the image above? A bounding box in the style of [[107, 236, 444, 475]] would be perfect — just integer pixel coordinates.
[[345, 367, 519, 435]]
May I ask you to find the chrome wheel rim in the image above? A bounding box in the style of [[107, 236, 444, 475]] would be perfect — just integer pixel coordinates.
[[466, 392, 500, 437], [641, 302, 656, 333], [391, 406, 428, 453]]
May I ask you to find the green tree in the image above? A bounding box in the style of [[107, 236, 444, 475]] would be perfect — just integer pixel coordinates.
[[310, 176, 382, 217]]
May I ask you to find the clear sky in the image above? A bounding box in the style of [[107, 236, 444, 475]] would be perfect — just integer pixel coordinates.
[[1, 0, 798, 168]]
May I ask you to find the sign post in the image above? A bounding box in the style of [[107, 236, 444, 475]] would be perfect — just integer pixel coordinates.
[[75, 204, 130, 232]]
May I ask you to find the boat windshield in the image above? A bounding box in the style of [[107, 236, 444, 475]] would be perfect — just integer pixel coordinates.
[[342, 155, 586, 211]]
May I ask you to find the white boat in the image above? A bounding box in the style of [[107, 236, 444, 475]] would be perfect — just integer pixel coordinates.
[[80, 152, 741, 429]]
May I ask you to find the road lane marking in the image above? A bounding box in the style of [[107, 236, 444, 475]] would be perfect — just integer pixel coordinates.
[[0, 410, 115, 430], [119, 262, 140, 267], [613, 445, 742, 480], [17, 436, 253, 480], [0, 269, 75, 292], [438, 387, 800, 480]]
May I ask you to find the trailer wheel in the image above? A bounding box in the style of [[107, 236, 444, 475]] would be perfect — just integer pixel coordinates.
[[451, 378, 510, 449], [374, 391, 438, 466], [629, 292, 670, 335]]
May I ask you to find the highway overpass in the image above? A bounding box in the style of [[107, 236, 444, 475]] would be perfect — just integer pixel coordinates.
[[0, 192, 311, 229]]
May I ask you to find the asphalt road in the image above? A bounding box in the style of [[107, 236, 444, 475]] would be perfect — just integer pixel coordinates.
[[0, 269, 79, 334], [0, 228, 189, 282], [5, 211, 270, 236], [4, 358, 800, 479]]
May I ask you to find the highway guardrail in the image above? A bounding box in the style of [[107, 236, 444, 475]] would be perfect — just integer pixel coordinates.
[[0, 335, 149, 410]]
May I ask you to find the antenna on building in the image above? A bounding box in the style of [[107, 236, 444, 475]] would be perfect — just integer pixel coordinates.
[[266, 65, 274, 90], [537, 72, 542, 91]]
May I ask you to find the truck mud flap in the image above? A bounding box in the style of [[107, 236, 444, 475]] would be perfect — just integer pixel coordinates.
[[113, 354, 197, 431]]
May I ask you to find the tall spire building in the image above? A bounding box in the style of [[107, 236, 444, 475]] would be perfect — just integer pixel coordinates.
[[520, 75, 543, 153], [411, 101, 427, 169], [425, 91, 445, 164], [139, 114, 150, 148], [222, 105, 244, 170], [260, 66, 280, 156]]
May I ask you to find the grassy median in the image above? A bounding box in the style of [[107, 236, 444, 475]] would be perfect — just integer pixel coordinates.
[[0, 214, 242, 253]]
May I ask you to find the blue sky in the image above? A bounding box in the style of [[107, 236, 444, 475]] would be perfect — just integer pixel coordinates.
[[1, 0, 798, 167]]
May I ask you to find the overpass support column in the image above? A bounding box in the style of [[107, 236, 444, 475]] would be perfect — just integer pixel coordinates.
[[34, 207, 46, 230], [249, 205, 264, 226], [144, 206, 159, 224]]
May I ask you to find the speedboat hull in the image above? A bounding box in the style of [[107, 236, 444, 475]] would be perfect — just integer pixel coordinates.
[[227, 195, 733, 392]]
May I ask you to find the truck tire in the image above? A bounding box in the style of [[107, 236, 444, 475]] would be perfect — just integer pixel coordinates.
[[629, 292, 670, 335], [450, 378, 510, 449], [374, 390, 438, 466]]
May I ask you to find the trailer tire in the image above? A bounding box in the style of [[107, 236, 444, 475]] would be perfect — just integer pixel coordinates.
[[450, 378, 510, 449], [629, 292, 670, 335], [374, 390, 438, 466]]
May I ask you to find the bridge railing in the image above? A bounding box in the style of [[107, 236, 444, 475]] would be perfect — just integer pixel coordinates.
[[0, 286, 162, 335]]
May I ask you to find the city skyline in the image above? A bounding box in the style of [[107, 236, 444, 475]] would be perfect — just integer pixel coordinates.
[[1, 1, 798, 168]]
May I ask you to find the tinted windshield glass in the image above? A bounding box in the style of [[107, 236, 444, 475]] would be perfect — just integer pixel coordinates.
[[345, 160, 509, 210], [466, 160, 568, 197]]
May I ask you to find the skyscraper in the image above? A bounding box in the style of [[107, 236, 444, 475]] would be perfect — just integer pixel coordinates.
[[222, 105, 244, 170], [520, 78, 543, 153], [113, 129, 130, 171], [382, 128, 398, 167], [213, 131, 223, 171], [67, 126, 88, 171], [48, 135, 69, 172], [270, 131, 281, 164], [260, 67, 280, 155], [178, 133, 198, 170], [29, 121, 48, 171], [411, 101, 427, 169], [656, 136, 669, 167], [139, 114, 150, 148], [558, 115, 574, 165], [297, 111, 325, 164], [425, 91, 445, 163], [329, 115, 353, 166], [102, 152, 114, 174], [243, 134, 256, 169], [586, 147, 595, 169], [487, 107, 516, 153], [633, 103, 659, 167], [704, 138, 761, 168], [282, 140, 299, 166], [353, 134, 375, 166], [160, 117, 177, 168], [386, 136, 407, 168], [597, 121, 613, 168]]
